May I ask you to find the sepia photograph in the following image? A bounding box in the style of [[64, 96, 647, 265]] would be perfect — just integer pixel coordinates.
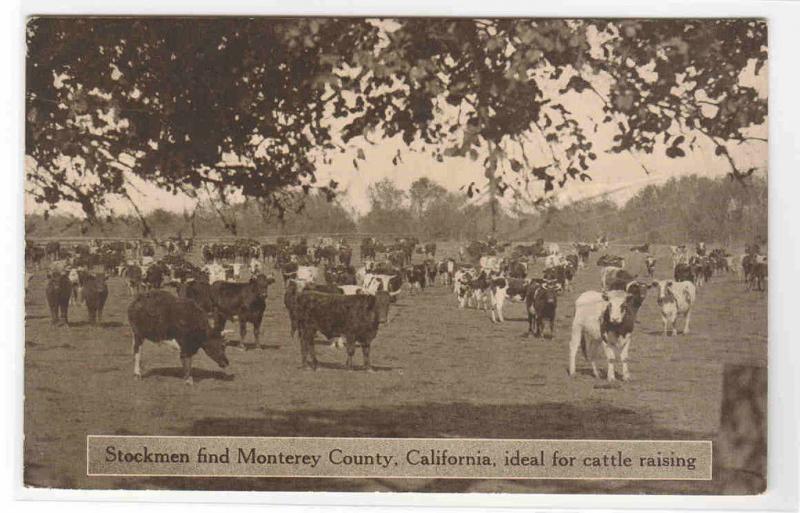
[[22, 15, 768, 495]]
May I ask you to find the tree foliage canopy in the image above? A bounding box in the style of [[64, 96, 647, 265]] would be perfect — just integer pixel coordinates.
[[26, 17, 767, 226]]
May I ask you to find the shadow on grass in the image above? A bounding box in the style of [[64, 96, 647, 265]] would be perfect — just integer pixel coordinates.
[[143, 367, 235, 382]]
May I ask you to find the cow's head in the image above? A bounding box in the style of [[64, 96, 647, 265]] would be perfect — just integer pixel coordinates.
[[601, 290, 630, 326], [252, 273, 275, 293], [203, 331, 230, 369], [650, 280, 673, 303]]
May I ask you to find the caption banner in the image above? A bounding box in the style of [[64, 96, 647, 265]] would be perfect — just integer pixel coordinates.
[[88, 436, 712, 480]]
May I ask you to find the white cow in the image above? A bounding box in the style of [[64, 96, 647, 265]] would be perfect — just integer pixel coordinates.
[[362, 274, 401, 298], [296, 265, 321, 283], [204, 263, 226, 283], [547, 242, 560, 256], [568, 287, 642, 382], [652, 280, 696, 336]]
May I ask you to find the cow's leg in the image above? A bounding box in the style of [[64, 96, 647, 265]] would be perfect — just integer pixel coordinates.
[[48, 301, 58, 324], [603, 344, 616, 382], [61, 302, 69, 325], [548, 316, 555, 339], [526, 311, 535, 337], [683, 309, 692, 335], [620, 338, 631, 382], [132, 334, 144, 380], [661, 313, 669, 336], [361, 341, 373, 372], [345, 339, 356, 370], [253, 317, 264, 349], [239, 319, 248, 349], [181, 354, 194, 385], [568, 326, 581, 376], [298, 328, 308, 367], [305, 331, 318, 370]]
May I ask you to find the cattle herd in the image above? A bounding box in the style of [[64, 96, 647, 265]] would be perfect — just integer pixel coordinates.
[[24, 234, 767, 385]]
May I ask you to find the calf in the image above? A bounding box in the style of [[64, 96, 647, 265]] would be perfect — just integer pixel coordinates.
[[210, 274, 275, 349], [295, 290, 391, 370], [526, 279, 559, 338], [568, 282, 648, 381], [45, 271, 72, 325], [651, 280, 696, 336], [82, 273, 109, 324], [127, 290, 229, 385]]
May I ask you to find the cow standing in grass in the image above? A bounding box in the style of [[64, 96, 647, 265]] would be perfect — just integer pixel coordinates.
[[568, 282, 649, 382], [525, 279, 559, 338], [46, 271, 72, 325], [651, 280, 696, 336], [295, 290, 391, 371], [210, 274, 275, 349], [127, 290, 229, 385], [82, 272, 109, 324]]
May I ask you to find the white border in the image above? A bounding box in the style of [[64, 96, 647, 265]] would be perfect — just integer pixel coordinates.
[[3, 0, 799, 511]]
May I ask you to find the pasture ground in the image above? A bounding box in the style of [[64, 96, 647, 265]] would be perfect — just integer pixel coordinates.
[[23, 243, 767, 493]]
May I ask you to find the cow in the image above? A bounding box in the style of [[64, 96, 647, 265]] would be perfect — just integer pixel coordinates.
[[405, 264, 428, 294], [338, 246, 353, 267], [674, 263, 695, 284], [688, 256, 708, 288], [630, 243, 649, 253], [168, 279, 215, 316], [568, 281, 649, 381], [362, 273, 403, 300], [651, 280, 696, 336], [145, 262, 168, 289], [294, 290, 391, 371], [574, 243, 592, 268], [123, 264, 143, 296], [600, 266, 632, 291], [506, 259, 528, 280], [644, 255, 656, 278], [210, 274, 275, 350], [747, 255, 767, 291], [127, 290, 229, 385], [45, 271, 72, 325], [424, 259, 438, 286], [544, 264, 574, 292], [424, 242, 437, 257], [525, 279, 559, 338], [487, 276, 529, 323], [696, 242, 707, 256], [82, 272, 109, 324], [670, 245, 688, 269]]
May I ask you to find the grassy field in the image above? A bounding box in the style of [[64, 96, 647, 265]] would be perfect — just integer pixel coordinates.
[[23, 243, 767, 493]]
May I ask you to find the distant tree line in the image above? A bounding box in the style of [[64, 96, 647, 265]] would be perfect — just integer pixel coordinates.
[[26, 175, 766, 246]]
